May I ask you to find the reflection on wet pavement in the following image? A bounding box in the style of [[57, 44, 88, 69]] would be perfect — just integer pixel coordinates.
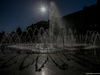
[[0, 53, 91, 75]]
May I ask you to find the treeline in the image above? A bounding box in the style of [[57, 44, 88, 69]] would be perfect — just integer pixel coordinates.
[[0, 21, 49, 44]]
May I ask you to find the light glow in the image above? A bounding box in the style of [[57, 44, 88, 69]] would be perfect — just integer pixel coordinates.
[[42, 69, 45, 75], [41, 6, 46, 13]]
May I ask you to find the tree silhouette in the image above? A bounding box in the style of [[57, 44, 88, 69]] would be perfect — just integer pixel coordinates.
[[16, 27, 22, 37], [0, 31, 5, 43]]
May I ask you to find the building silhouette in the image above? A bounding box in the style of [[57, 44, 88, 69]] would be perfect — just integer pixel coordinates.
[[63, 0, 100, 34]]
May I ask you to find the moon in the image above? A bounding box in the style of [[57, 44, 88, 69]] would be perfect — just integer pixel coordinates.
[[41, 6, 46, 13]]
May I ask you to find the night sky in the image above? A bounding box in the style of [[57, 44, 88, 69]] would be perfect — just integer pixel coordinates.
[[0, 0, 97, 33]]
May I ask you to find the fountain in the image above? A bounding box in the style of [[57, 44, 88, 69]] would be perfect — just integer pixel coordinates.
[[0, 1, 100, 54]]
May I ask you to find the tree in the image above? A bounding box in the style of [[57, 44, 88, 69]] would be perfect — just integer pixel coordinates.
[[0, 31, 5, 43], [16, 27, 22, 36]]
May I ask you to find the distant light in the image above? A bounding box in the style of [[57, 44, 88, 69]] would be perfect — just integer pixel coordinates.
[[41, 6, 46, 13]]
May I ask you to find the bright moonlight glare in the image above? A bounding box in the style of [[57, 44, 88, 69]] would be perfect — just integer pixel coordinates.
[[41, 6, 46, 13]]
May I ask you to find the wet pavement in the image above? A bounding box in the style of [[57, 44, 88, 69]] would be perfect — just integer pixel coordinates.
[[0, 53, 90, 75]]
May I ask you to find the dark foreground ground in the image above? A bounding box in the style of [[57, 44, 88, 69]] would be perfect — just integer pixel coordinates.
[[0, 52, 99, 75]]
